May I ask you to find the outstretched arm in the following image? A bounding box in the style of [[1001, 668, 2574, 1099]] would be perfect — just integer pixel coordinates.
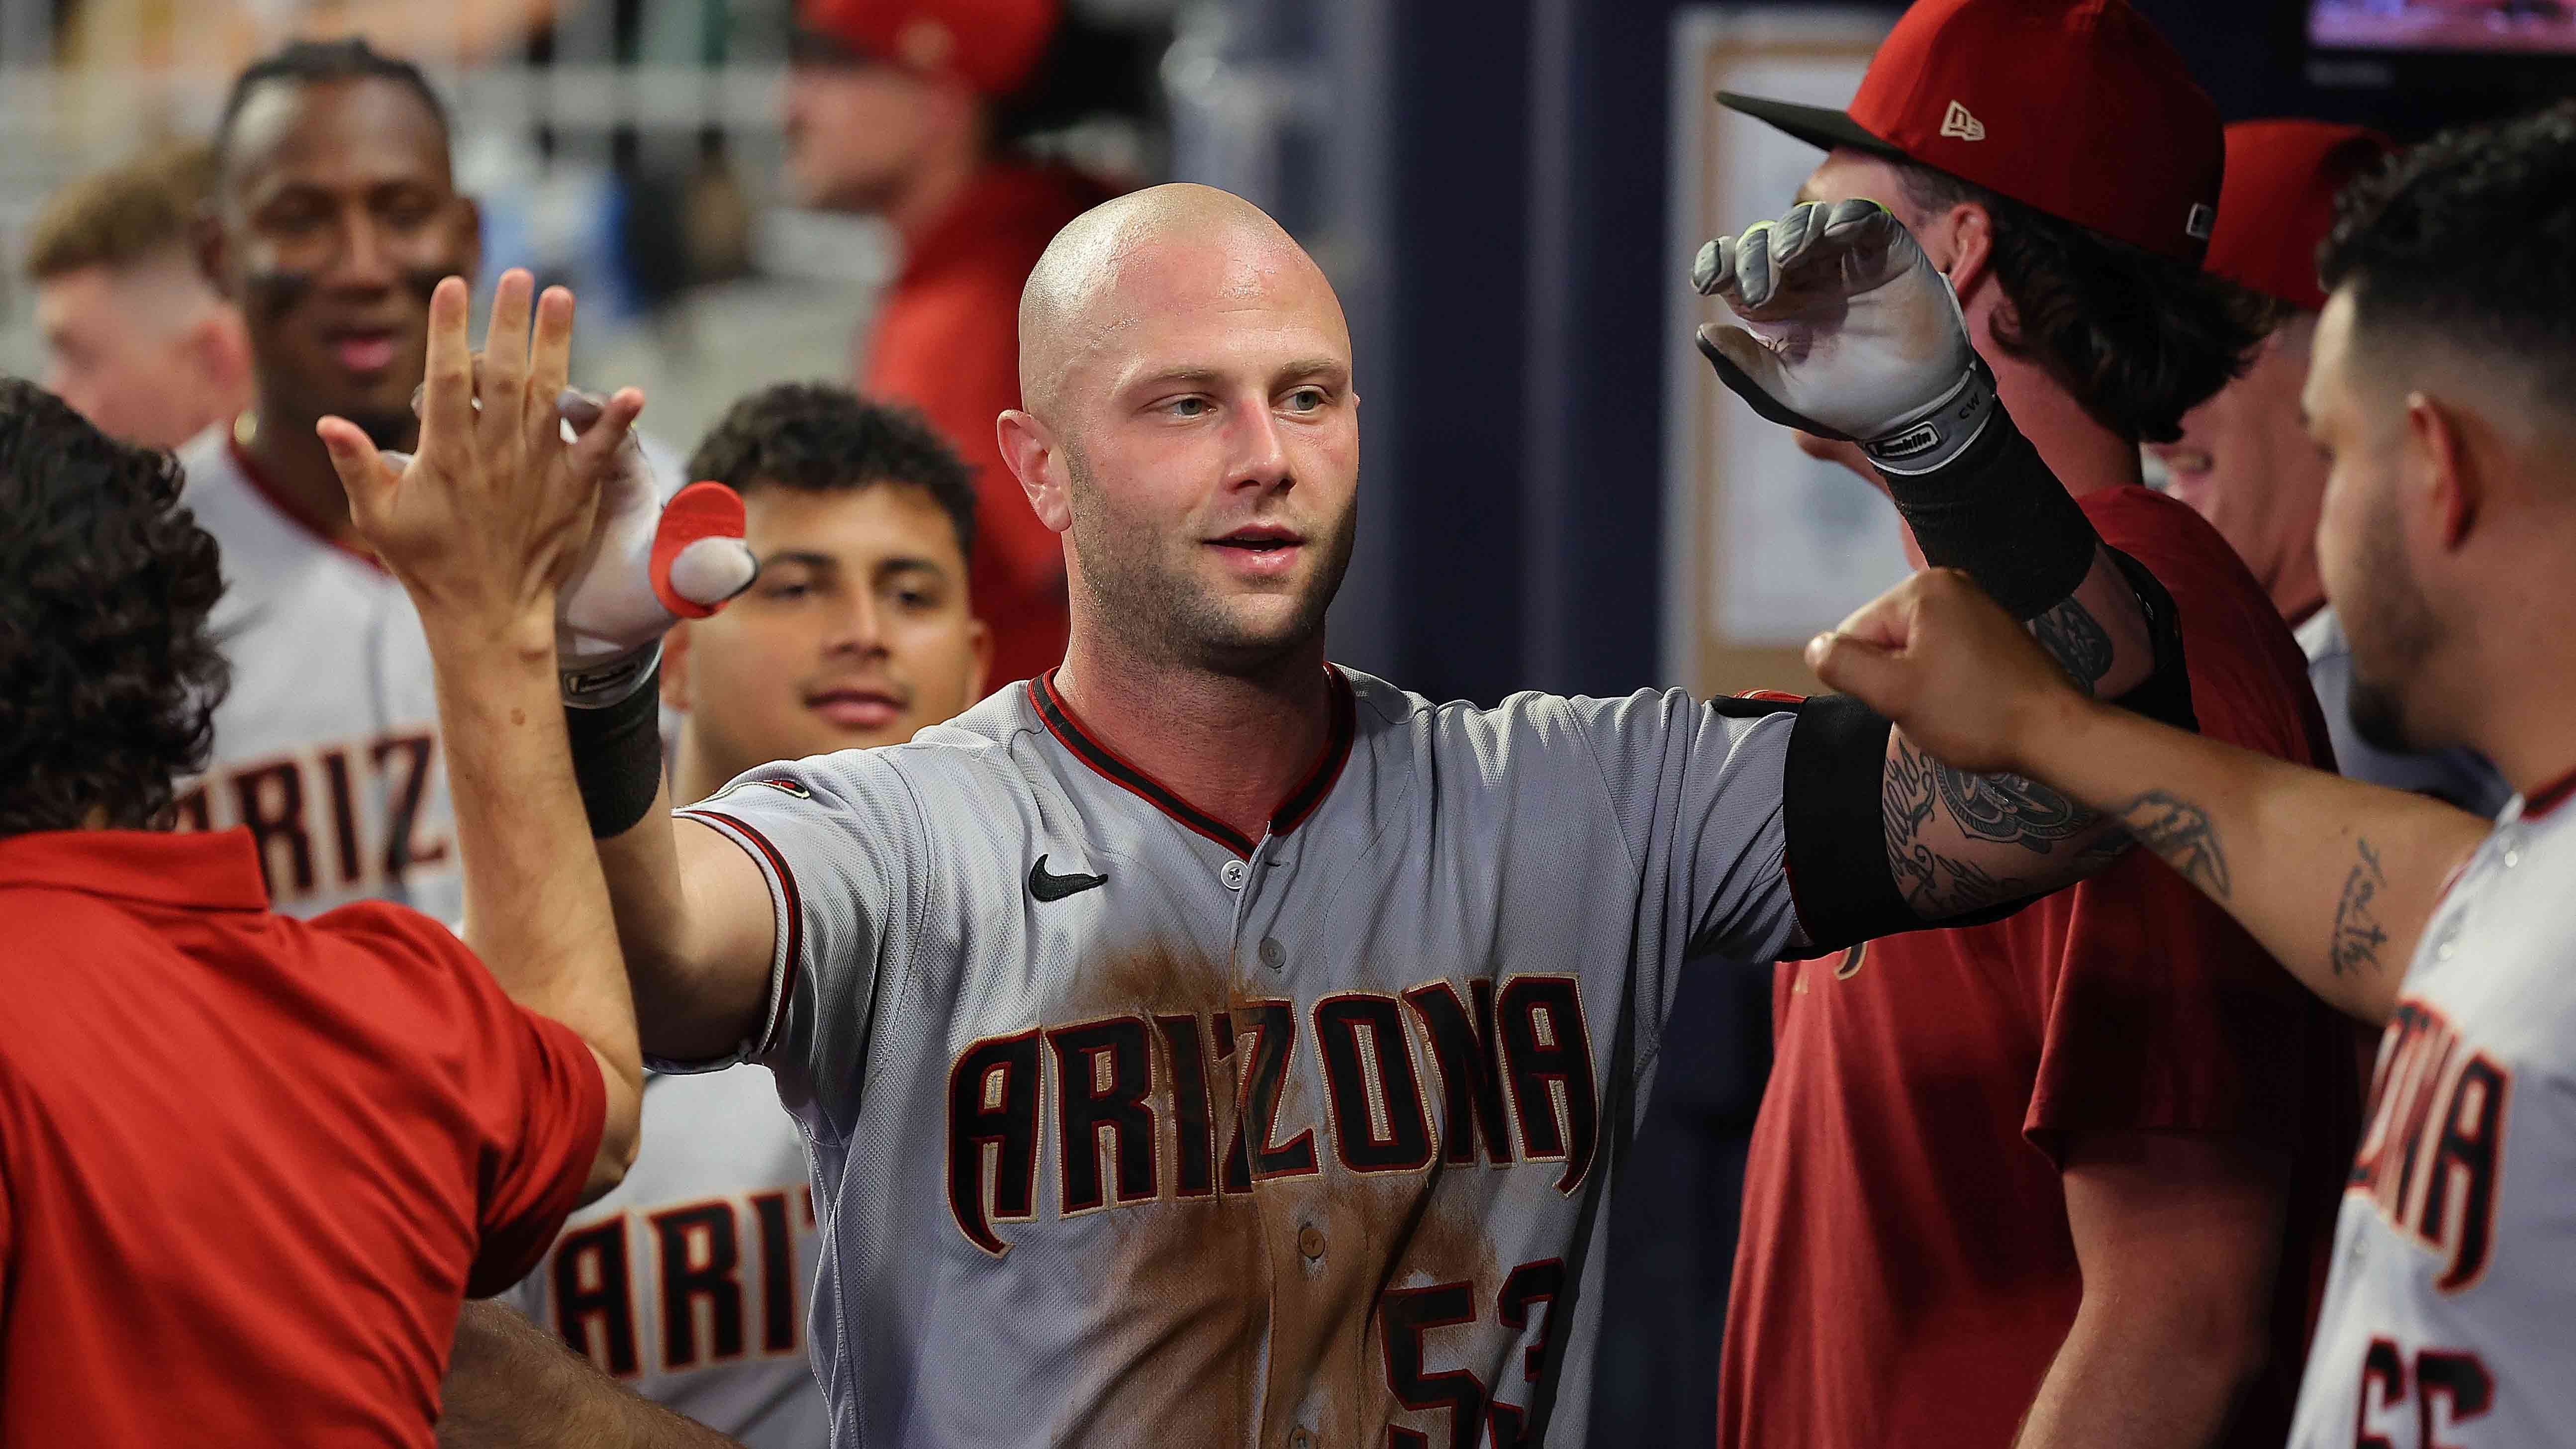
[[322, 271, 646, 1198], [1810, 567, 2488, 1024], [1696, 201, 2178, 935]]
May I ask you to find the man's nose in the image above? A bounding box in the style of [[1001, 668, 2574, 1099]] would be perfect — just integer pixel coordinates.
[[1228, 403, 1293, 491], [822, 589, 887, 657], [326, 211, 399, 289]]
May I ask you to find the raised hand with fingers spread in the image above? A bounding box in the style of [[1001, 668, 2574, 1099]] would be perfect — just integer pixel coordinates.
[[318, 271, 646, 647], [1692, 197, 1993, 476]]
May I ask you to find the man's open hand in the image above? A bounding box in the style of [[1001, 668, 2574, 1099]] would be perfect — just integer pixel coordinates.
[[318, 270, 643, 650], [1806, 568, 2089, 776], [1692, 198, 1992, 474]]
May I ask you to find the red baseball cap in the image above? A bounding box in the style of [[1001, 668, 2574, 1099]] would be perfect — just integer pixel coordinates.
[[1717, 0, 2223, 265], [2205, 120, 2393, 312], [796, 0, 1058, 97]]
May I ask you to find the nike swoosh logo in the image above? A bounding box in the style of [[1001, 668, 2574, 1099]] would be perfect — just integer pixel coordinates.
[[1028, 854, 1108, 902]]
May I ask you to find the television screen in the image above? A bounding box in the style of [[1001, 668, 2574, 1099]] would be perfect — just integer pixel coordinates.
[[2311, 0, 2576, 54]]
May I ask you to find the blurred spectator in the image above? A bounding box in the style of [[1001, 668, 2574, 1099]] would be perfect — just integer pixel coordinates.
[[172, 37, 482, 920], [1713, 3, 2357, 1447], [788, 0, 1117, 689], [441, 384, 990, 1448], [2159, 119, 2512, 816], [25, 141, 251, 452]]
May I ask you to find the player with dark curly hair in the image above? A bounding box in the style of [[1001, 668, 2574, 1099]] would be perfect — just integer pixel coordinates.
[[0, 280, 645, 1442], [1810, 97, 2576, 1448], [0, 379, 228, 835]]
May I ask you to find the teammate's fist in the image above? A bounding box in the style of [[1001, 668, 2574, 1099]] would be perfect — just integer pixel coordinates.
[[554, 388, 758, 707], [1805, 568, 2086, 776], [1691, 199, 1993, 475]]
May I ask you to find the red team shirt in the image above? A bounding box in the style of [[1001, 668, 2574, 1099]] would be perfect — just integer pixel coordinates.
[[1720, 487, 2362, 1449], [0, 828, 603, 1446], [859, 160, 1116, 690]]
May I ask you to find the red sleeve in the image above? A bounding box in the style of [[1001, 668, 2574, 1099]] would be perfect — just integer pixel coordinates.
[[314, 905, 606, 1297], [2026, 488, 2343, 1164]]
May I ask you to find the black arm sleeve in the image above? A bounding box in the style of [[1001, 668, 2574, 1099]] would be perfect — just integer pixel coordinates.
[[1875, 402, 2099, 622], [1776, 547, 2194, 954]]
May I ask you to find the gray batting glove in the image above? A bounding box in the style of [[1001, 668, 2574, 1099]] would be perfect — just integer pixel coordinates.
[[1691, 198, 1995, 475]]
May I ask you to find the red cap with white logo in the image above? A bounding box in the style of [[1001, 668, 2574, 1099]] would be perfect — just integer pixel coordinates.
[[2206, 120, 2393, 313], [1717, 0, 2224, 266], [796, 0, 1058, 97]]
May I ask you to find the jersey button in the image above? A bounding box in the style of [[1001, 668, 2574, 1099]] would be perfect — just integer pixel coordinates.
[[1299, 1224, 1326, 1261], [1289, 1429, 1315, 1449], [1221, 860, 1248, 890], [1260, 937, 1287, 971]]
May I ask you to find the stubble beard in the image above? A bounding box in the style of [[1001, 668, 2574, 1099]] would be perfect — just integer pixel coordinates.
[[2343, 490, 2445, 756], [1064, 447, 1359, 679]]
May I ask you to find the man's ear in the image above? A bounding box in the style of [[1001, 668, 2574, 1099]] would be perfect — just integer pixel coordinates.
[[191, 212, 235, 302], [190, 305, 254, 407], [1932, 200, 1996, 311], [661, 621, 695, 712], [962, 615, 992, 701], [454, 194, 484, 284], [996, 409, 1070, 533], [2406, 391, 2480, 552]]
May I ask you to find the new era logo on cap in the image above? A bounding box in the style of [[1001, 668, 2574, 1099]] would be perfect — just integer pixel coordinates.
[[1713, 0, 2222, 265], [2184, 201, 2215, 241]]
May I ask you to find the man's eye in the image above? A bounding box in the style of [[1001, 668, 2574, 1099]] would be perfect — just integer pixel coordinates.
[[1284, 387, 1328, 413], [763, 581, 812, 601], [1165, 397, 1211, 419]]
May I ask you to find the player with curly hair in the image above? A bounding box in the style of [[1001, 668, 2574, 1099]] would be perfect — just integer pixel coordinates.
[[0, 290, 644, 1444]]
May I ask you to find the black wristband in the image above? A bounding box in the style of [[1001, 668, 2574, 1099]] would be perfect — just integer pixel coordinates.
[[1873, 403, 2099, 622], [564, 666, 664, 838]]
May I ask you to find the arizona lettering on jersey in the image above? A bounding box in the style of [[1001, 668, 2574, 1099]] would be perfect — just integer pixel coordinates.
[[508, 1068, 830, 1449], [176, 427, 461, 921], [670, 666, 1804, 1448], [946, 976, 1599, 1255], [2289, 782, 2576, 1448]]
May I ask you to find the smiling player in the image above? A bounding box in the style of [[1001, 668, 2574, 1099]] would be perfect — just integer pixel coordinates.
[[662, 383, 991, 800], [173, 38, 483, 919]]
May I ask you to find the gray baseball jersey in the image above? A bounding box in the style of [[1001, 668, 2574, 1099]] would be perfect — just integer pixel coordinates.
[[506, 1068, 831, 1449], [173, 426, 462, 921], [2289, 782, 2576, 1448], [664, 665, 1804, 1448]]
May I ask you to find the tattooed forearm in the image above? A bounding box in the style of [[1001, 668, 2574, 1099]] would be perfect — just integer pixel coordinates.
[[2028, 596, 2114, 697], [2328, 837, 2391, 977], [1931, 756, 2091, 851], [2114, 790, 2232, 899]]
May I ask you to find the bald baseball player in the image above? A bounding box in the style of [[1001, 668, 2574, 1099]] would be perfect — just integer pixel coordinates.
[[359, 183, 2195, 1447], [441, 386, 990, 1449], [1808, 100, 2576, 1449]]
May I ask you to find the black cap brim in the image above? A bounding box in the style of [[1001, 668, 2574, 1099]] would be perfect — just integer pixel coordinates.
[[1713, 92, 1907, 160]]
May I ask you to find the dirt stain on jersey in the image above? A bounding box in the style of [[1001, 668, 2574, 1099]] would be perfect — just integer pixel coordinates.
[[1047, 942, 1521, 1447]]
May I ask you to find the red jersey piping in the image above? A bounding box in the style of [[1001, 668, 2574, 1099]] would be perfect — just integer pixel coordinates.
[[1028, 668, 1358, 860]]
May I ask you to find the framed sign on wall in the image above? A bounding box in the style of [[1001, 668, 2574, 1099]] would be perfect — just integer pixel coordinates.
[[1662, 7, 1908, 698]]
